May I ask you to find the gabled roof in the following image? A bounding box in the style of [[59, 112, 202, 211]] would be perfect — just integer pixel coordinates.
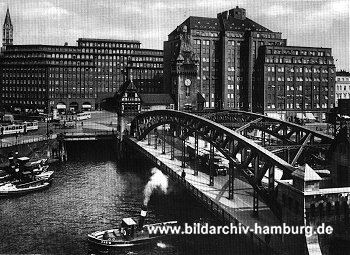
[[116, 79, 138, 102], [292, 164, 322, 182], [169, 14, 272, 36], [138, 94, 174, 105]]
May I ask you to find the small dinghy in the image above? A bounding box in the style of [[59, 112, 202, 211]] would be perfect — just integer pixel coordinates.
[[0, 179, 51, 196]]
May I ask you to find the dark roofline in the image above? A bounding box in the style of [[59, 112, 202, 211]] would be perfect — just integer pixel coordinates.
[[134, 48, 163, 53], [6, 44, 79, 49], [77, 38, 141, 44], [336, 71, 350, 76]]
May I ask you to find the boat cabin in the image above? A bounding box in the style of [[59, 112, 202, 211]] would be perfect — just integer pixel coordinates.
[[17, 157, 30, 165], [120, 217, 137, 238]]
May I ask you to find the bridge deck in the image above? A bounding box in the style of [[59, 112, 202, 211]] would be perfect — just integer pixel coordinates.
[[126, 137, 285, 254]]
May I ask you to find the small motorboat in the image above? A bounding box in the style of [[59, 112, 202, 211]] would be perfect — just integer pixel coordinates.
[[0, 169, 11, 182], [88, 207, 178, 248], [0, 179, 51, 196]]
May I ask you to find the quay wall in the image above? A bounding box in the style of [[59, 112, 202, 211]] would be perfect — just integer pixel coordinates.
[[0, 138, 59, 161], [123, 137, 277, 255]]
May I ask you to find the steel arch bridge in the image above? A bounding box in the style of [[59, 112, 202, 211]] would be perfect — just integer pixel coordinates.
[[130, 110, 306, 218], [198, 110, 333, 167]]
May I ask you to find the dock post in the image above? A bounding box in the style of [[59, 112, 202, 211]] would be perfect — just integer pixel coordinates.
[[209, 143, 214, 186], [228, 161, 234, 199], [162, 124, 166, 154], [194, 132, 198, 176]]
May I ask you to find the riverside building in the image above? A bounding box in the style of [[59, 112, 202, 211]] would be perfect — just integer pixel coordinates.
[[164, 6, 336, 121], [0, 8, 163, 113]]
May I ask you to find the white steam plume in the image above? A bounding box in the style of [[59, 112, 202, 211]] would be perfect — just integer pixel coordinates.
[[143, 168, 168, 206]]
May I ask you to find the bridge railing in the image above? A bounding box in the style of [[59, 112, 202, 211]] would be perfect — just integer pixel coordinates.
[[197, 110, 334, 143], [62, 130, 119, 137], [0, 134, 57, 149], [126, 137, 278, 255]]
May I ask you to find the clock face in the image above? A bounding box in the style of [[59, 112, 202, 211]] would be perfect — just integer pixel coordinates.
[[185, 79, 191, 86]]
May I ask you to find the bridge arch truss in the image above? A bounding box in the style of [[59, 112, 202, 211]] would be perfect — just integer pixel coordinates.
[[130, 110, 301, 218]]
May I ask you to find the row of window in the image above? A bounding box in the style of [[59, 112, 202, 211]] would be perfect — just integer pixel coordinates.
[[228, 85, 239, 90], [336, 85, 350, 91], [79, 41, 139, 49], [255, 33, 280, 39], [266, 66, 333, 73], [267, 103, 329, 109], [266, 57, 331, 65], [2, 100, 46, 105], [192, 30, 220, 38], [336, 93, 350, 99], [267, 48, 330, 57], [337, 77, 350, 81], [267, 76, 330, 82]]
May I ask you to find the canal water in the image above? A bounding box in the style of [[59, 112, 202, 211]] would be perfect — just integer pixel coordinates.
[[0, 140, 257, 254]]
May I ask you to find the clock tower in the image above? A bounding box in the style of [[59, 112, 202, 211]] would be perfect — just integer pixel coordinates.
[[171, 25, 203, 111], [2, 7, 13, 47]]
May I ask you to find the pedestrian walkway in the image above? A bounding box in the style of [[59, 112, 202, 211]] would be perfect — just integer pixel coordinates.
[[131, 137, 285, 254]]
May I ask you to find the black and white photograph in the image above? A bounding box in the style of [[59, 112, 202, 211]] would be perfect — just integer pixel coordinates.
[[0, 0, 349, 254]]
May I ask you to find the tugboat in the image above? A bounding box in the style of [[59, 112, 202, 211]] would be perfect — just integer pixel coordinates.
[[88, 206, 178, 248]]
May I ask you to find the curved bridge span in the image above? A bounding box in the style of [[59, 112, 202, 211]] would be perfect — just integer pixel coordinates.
[[199, 110, 333, 145], [130, 110, 304, 218]]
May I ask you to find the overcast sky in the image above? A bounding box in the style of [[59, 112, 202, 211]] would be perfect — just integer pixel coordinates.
[[0, 0, 349, 70]]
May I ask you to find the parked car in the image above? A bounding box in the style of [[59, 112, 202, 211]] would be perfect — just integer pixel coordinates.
[[200, 154, 227, 176]]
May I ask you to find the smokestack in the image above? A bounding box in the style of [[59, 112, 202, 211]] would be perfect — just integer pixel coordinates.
[[8, 156, 14, 166], [138, 205, 147, 229]]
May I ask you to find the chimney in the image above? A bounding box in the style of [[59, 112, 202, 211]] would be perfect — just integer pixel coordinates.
[[138, 205, 147, 229], [8, 156, 14, 165]]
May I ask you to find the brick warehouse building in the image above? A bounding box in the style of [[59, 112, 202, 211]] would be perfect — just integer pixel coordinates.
[[254, 45, 335, 121], [164, 6, 336, 119], [0, 8, 163, 114]]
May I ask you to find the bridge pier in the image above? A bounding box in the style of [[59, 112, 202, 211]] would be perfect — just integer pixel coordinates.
[[268, 165, 275, 191], [253, 190, 259, 218], [181, 128, 186, 168], [147, 133, 151, 145], [162, 124, 166, 154], [228, 161, 235, 199], [194, 133, 198, 176], [170, 130, 174, 160], [154, 130, 158, 150], [262, 131, 266, 147], [253, 156, 260, 217], [209, 143, 214, 186]]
